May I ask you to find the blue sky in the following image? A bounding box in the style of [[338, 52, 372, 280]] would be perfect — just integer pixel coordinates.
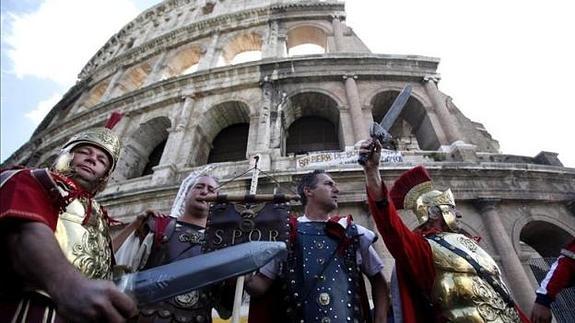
[[1, 0, 160, 162], [2, 0, 574, 167]]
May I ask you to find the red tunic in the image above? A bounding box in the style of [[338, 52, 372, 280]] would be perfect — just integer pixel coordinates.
[[367, 183, 530, 323], [0, 169, 59, 229], [535, 239, 575, 306], [0, 168, 105, 323]]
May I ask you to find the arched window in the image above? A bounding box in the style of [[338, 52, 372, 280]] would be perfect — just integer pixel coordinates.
[[79, 79, 110, 109], [287, 26, 327, 56], [192, 101, 251, 166], [372, 90, 438, 150], [218, 32, 262, 66], [110, 59, 155, 97], [286, 116, 339, 155], [116, 117, 171, 179], [283, 92, 342, 155], [160, 46, 203, 80], [521, 221, 573, 258], [141, 139, 167, 176], [208, 123, 249, 163]]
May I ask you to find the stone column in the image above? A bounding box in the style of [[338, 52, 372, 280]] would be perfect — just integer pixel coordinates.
[[100, 67, 126, 101], [197, 32, 220, 70], [423, 75, 463, 144], [270, 92, 287, 149], [474, 198, 535, 313], [253, 76, 273, 170], [338, 110, 355, 147], [343, 75, 368, 143], [144, 52, 168, 85], [246, 114, 260, 157], [276, 33, 287, 57], [151, 96, 196, 184], [262, 20, 279, 59], [331, 16, 345, 52]]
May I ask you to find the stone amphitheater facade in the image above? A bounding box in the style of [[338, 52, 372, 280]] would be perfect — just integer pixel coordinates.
[[4, 0, 575, 314]]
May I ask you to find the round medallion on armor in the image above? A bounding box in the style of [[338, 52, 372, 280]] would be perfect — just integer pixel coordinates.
[[141, 307, 156, 316], [318, 292, 331, 306], [174, 291, 199, 308], [175, 314, 193, 322], [178, 231, 204, 244], [159, 310, 172, 318]]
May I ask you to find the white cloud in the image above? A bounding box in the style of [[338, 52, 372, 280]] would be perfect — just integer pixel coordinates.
[[3, 0, 140, 86], [25, 92, 62, 124]]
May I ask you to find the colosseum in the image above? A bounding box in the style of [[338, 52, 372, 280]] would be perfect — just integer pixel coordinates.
[[4, 0, 575, 320]]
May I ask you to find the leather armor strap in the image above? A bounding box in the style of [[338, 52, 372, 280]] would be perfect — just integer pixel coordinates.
[[429, 234, 515, 307], [30, 169, 61, 202], [0, 169, 24, 187]]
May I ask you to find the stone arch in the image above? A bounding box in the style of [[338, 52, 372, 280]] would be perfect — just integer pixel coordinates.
[[194, 101, 251, 165], [283, 92, 342, 155], [160, 45, 203, 80], [218, 32, 263, 66], [519, 219, 574, 258], [208, 123, 250, 163], [117, 116, 171, 179], [76, 78, 111, 110], [371, 89, 441, 150], [286, 25, 328, 56], [110, 59, 155, 97]]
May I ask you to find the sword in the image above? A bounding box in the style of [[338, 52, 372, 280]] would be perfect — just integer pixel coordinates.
[[115, 241, 287, 305], [358, 84, 412, 165]]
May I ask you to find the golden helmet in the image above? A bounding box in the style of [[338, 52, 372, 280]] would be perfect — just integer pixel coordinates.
[[390, 166, 458, 230], [53, 112, 123, 176], [61, 127, 121, 170]]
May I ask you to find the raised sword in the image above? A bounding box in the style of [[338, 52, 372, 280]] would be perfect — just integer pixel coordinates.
[[358, 84, 412, 165]]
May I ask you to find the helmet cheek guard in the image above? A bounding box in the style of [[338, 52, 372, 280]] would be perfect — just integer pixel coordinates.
[[389, 166, 459, 231]]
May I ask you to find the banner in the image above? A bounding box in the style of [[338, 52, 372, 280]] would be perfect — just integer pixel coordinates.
[[295, 148, 402, 169], [204, 202, 289, 253]]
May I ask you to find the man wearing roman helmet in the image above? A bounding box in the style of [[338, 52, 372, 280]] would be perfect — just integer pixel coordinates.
[[359, 138, 530, 323], [1, 113, 137, 323]]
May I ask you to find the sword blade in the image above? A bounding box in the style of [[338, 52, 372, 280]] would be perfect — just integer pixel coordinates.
[[116, 241, 287, 305], [379, 85, 412, 131]]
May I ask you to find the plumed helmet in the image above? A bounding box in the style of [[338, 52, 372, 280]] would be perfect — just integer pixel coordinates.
[[53, 112, 123, 177], [389, 166, 457, 230], [61, 127, 121, 171]]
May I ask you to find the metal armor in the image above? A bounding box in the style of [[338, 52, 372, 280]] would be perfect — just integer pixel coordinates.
[[428, 232, 521, 322], [282, 221, 367, 323], [53, 185, 113, 280], [139, 219, 223, 323]]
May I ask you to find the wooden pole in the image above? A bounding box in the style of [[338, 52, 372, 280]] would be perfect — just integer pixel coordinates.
[[230, 155, 260, 323]]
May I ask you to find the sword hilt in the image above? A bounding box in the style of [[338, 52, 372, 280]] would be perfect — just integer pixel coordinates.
[[357, 142, 375, 166]]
